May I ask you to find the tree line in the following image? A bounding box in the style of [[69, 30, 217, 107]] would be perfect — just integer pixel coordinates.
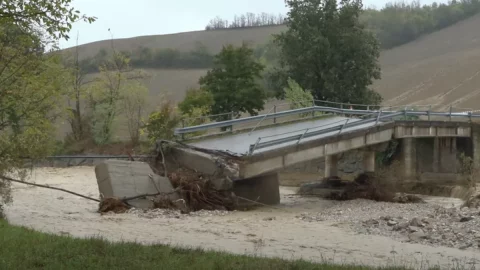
[[78, 42, 214, 73], [364, 0, 480, 49], [205, 12, 286, 30], [206, 0, 480, 49]]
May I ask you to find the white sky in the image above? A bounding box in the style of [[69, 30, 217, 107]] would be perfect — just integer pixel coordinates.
[[59, 0, 447, 49]]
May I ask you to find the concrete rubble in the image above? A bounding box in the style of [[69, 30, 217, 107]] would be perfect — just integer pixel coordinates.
[[95, 159, 179, 209]]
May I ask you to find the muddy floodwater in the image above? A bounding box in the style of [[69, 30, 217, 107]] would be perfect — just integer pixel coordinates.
[[4, 167, 480, 269]]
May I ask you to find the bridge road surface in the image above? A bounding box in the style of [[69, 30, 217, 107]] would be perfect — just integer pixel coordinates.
[[190, 116, 380, 155]]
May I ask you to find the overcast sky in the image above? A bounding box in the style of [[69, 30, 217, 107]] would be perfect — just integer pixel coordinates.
[[59, 0, 446, 49]]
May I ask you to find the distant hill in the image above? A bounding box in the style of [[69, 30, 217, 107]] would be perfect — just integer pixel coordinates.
[[67, 25, 285, 60]]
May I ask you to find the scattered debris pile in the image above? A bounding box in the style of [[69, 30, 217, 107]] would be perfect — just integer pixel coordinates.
[[462, 193, 480, 208], [98, 197, 130, 214], [165, 168, 237, 212], [298, 173, 425, 204]]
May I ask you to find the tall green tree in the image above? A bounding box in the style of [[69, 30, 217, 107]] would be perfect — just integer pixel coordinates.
[[199, 43, 266, 119], [274, 0, 382, 105], [0, 1, 95, 215]]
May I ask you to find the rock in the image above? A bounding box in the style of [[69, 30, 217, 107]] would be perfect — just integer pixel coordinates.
[[460, 243, 473, 250], [363, 219, 379, 226], [393, 193, 425, 204], [460, 216, 474, 222], [393, 222, 409, 231], [409, 217, 424, 227], [421, 217, 435, 224], [409, 231, 428, 241], [408, 226, 420, 233], [387, 220, 398, 226]]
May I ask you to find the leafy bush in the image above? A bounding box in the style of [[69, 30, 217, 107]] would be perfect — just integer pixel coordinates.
[[283, 78, 314, 109], [178, 88, 213, 115], [142, 100, 181, 143]]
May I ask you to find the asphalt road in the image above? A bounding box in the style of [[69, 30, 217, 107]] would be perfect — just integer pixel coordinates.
[[190, 116, 379, 155]]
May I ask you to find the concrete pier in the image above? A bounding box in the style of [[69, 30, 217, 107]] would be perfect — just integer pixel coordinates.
[[325, 154, 338, 177], [363, 149, 375, 173], [402, 138, 416, 180], [232, 172, 280, 205]]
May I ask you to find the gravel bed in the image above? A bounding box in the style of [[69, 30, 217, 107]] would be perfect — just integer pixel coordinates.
[[297, 199, 480, 251]]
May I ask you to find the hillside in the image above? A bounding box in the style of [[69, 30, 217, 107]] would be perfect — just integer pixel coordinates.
[[68, 25, 285, 59], [374, 13, 480, 111]]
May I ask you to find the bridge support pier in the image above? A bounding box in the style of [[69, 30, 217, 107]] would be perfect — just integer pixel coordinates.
[[363, 149, 375, 173], [233, 172, 280, 206], [472, 125, 480, 173], [402, 138, 416, 180], [325, 155, 338, 178]]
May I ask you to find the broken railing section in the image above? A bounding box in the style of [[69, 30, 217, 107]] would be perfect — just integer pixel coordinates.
[[94, 141, 281, 213]]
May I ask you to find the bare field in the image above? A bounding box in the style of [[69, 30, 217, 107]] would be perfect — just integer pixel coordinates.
[[66, 25, 285, 59], [4, 166, 479, 269], [374, 14, 480, 111]]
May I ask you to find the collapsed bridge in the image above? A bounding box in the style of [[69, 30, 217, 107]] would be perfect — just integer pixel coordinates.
[[166, 103, 480, 205]]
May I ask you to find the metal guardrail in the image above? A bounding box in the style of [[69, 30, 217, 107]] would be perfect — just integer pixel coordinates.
[[247, 111, 404, 154], [174, 105, 480, 135]]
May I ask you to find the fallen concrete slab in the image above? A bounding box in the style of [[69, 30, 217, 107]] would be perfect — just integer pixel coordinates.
[[95, 159, 178, 209]]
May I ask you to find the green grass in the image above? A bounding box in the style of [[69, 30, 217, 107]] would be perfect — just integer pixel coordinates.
[[0, 219, 410, 270]]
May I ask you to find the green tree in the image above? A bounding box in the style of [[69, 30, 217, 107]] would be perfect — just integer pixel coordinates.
[[120, 82, 149, 145], [0, 0, 95, 41], [0, 1, 95, 215], [178, 88, 213, 115], [199, 43, 266, 120], [87, 51, 146, 145], [274, 0, 382, 105]]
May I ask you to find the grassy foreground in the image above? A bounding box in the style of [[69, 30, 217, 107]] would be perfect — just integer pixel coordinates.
[[0, 219, 409, 270]]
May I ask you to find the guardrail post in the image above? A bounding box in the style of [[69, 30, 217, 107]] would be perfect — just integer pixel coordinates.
[[341, 104, 344, 117], [428, 105, 431, 121], [449, 106, 452, 121], [312, 99, 315, 118], [181, 119, 185, 140], [273, 105, 277, 124], [229, 111, 234, 131]]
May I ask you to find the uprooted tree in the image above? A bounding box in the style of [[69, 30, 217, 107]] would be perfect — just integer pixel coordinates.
[[0, 1, 95, 216]]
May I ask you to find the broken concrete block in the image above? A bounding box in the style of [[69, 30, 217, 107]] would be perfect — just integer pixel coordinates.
[[95, 159, 179, 209], [167, 146, 238, 190]]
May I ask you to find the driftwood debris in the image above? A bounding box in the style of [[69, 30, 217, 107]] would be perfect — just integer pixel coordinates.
[[298, 173, 425, 204]]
